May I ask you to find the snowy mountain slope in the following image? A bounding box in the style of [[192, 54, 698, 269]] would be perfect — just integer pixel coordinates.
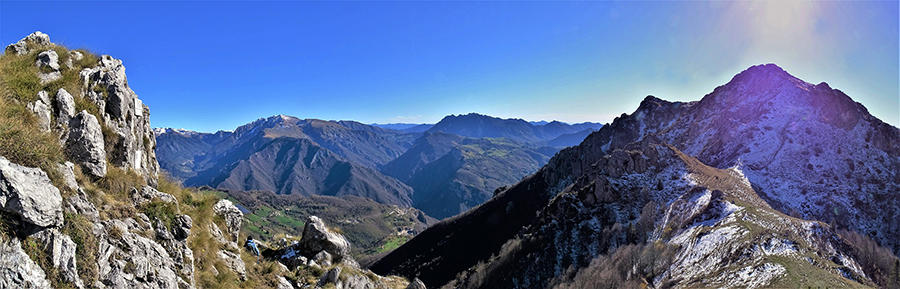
[[582, 64, 900, 254], [370, 64, 900, 288]]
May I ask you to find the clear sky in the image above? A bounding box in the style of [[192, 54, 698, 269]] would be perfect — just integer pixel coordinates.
[[2, 1, 898, 132]]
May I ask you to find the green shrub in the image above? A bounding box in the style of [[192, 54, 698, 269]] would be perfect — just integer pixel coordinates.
[[141, 200, 177, 232]]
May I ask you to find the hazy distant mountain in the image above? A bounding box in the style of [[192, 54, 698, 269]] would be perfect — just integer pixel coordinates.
[[157, 114, 595, 216], [547, 128, 596, 148], [153, 128, 232, 180], [371, 64, 900, 288], [381, 132, 554, 219], [157, 115, 416, 206], [426, 113, 601, 144]]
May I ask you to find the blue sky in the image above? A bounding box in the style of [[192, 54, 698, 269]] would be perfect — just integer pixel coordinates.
[[2, 1, 898, 132]]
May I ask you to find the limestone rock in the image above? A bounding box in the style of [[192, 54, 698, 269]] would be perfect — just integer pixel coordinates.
[[313, 251, 333, 267], [65, 50, 84, 69], [96, 219, 187, 289], [56, 162, 79, 191], [174, 215, 192, 240], [155, 219, 174, 241], [208, 222, 239, 251], [217, 250, 247, 281], [213, 199, 242, 241], [0, 156, 63, 227], [4, 31, 50, 55], [0, 238, 52, 288], [56, 88, 76, 126], [316, 266, 341, 288], [26, 97, 52, 132], [406, 278, 426, 289], [299, 216, 353, 266], [33, 228, 85, 289], [64, 188, 99, 222], [80, 54, 160, 186], [66, 111, 107, 178], [277, 276, 295, 289], [36, 50, 60, 71], [23, 31, 51, 46], [38, 71, 62, 84], [132, 185, 177, 206]]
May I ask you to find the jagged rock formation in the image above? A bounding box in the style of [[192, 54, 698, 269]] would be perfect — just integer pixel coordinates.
[[0, 156, 63, 228], [371, 64, 900, 288], [1, 32, 184, 289], [0, 238, 52, 288]]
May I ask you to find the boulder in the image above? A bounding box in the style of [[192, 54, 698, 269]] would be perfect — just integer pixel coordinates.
[[298, 216, 353, 266], [217, 250, 247, 281], [0, 156, 63, 227], [55, 88, 76, 125], [36, 50, 60, 71], [33, 228, 85, 289], [406, 278, 427, 289], [66, 111, 107, 178], [213, 199, 242, 241], [0, 238, 52, 288]]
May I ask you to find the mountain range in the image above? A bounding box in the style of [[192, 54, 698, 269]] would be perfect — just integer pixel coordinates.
[[155, 113, 602, 219], [369, 64, 900, 288]]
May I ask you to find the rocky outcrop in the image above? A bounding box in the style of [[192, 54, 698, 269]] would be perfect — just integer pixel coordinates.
[[4, 31, 50, 55], [0, 238, 52, 288], [0, 156, 63, 228], [298, 216, 353, 266], [213, 199, 242, 241], [66, 111, 107, 178], [80, 54, 159, 186], [277, 216, 356, 269], [96, 219, 190, 289]]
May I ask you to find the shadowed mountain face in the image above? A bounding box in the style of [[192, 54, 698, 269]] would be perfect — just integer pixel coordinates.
[[381, 132, 554, 219], [426, 113, 601, 144], [159, 116, 416, 207], [370, 64, 900, 288]]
